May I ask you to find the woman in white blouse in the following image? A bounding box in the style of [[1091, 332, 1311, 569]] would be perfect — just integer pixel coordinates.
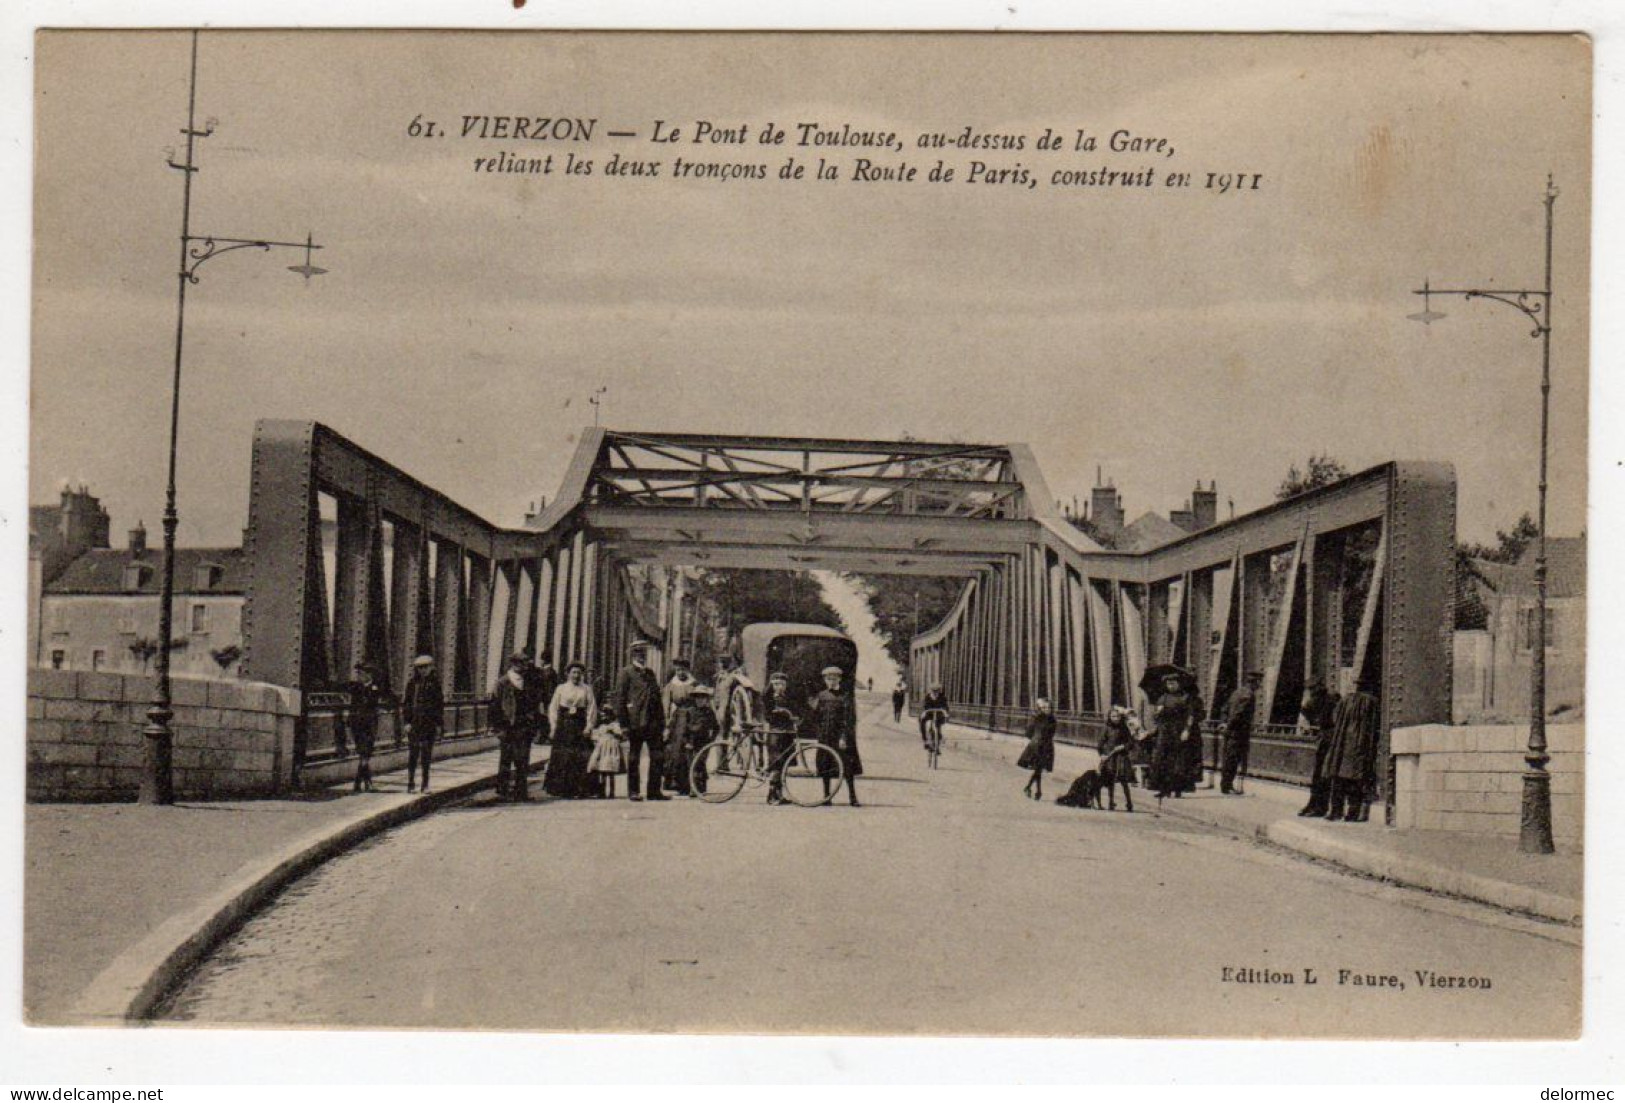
[[543, 661, 598, 798]]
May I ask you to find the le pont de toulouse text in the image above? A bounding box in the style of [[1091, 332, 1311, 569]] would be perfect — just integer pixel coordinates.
[[417, 116, 1259, 193]]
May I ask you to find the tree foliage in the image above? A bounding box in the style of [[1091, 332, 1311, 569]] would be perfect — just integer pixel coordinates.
[[844, 573, 966, 670], [690, 569, 845, 669], [1459, 513, 1539, 565], [1276, 454, 1351, 500]]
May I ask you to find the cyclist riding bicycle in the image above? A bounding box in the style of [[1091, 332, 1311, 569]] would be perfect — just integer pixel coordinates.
[[919, 683, 950, 746]]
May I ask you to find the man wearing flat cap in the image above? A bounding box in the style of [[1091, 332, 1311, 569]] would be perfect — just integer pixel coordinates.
[[1220, 670, 1263, 795], [608, 640, 667, 801], [402, 653, 444, 793], [494, 651, 545, 800]]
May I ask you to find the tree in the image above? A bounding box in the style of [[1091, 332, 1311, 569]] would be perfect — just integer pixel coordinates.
[[844, 573, 965, 670], [844, 437, 998, 671], [1276, 454, 1350, 500], [210, 644, 243, 673], [692, 568, 846, 663], [1454, 550, 1491, 631]]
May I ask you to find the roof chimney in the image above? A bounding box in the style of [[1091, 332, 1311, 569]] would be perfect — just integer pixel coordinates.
[[1191, 481, 1219, 530], [129, 521, 148, 557]]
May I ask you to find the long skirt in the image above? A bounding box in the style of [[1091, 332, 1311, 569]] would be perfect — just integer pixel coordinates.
[[1149, 733, 1183, 794], [1098, 746, 1135, 788], [1179, 734, 1205, 792], [1017, 737, 1054, 773], [544, 709, 594, 798]]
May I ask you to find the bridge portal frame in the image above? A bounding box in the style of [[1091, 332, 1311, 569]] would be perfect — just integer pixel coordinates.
[[237, 420, 1453, 817]]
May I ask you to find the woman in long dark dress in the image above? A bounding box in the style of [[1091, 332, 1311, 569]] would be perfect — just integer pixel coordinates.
[[1150, 675, 1195, 799], [1017, 697, 1057, 800], [544, 661, 597, 798], [1179, 691, 1207, 793], [810, 666, 862, 807], [1319, 688, 1381, 822]]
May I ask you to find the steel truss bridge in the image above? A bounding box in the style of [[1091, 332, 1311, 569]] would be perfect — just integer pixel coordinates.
[[239, 421, 1454, 809]]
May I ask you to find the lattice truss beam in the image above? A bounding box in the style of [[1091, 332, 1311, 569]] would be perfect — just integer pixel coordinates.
[[586, 432, 1024, 519]]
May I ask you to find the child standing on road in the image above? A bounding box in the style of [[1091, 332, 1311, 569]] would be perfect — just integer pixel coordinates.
[[1017, 697, 1057, 801], [587, 713, 628, 799]]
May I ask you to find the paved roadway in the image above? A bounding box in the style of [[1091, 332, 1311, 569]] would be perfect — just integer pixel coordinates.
[[164, 694, 1580, 1038]]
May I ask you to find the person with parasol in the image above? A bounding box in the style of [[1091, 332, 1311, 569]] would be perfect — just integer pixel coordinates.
[[1141, 664, 1199, 802]]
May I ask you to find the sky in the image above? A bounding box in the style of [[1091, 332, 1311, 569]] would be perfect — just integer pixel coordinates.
[[28, 31, 1591, 549]]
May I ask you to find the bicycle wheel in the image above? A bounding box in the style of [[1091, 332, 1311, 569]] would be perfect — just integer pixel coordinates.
[[692, 739, 750, 803], [929, 727, 941, 770], [779, 741, 844, 807]]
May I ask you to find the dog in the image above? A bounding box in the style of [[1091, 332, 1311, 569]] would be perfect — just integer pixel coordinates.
[[1055, 769, 1104, 809]]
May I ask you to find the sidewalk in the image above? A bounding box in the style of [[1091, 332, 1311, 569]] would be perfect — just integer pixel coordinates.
[[26, 747, 515, 1025], [944, 719, 1584, 927]]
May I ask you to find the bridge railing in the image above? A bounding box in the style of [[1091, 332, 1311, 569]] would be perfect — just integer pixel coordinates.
[[294, 690, 493, 780], [1198, 721, 1319, 786], [927, 703, 1110, 748]]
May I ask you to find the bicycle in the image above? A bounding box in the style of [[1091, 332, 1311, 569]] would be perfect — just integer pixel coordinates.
[[690, 720, 845, 806], [922, 708, 948, 770]]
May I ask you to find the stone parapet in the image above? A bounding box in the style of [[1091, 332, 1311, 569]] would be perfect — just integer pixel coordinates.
[[26, 669, 300, 802], [1391, 723, 1583, 845]]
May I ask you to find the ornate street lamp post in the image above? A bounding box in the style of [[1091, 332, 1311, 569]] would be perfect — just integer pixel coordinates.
[[1408, 176, 1558, 854], [141, 30, 326, 805]]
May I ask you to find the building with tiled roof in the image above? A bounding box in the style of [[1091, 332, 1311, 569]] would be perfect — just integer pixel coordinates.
[[1454, 537, 1585, 722], [36, 518, 248, 680], [1118, 511, 1188, 553], [27, 487, 111, 667]]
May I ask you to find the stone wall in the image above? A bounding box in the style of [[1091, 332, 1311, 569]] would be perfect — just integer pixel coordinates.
[[26, 669, 299, 802], [1391, 723, 1583, 846]]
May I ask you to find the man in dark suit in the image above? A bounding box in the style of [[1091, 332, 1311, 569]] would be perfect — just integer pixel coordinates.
[[493, 652, 545, 801], [1220, 670, 1263, 795], [402, 653, 444, 793], [608, 640, 667, 801]]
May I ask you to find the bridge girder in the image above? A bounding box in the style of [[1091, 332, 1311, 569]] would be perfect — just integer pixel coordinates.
[[239, 420, 1454, 831]]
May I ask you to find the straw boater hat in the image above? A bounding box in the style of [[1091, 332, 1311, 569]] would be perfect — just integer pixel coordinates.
[[692, 685, 714, 698], [821, 666, 843, 677], [413, 654, 434, 667]]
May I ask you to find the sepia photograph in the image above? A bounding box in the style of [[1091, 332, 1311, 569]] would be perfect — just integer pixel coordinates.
[[16, 25, 1597, 1050]]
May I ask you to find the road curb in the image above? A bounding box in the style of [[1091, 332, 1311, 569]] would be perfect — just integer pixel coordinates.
[[70, 768, 506, 1026], [1262, 819, 1583, 925], [1153, 801, 1583, 927]]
